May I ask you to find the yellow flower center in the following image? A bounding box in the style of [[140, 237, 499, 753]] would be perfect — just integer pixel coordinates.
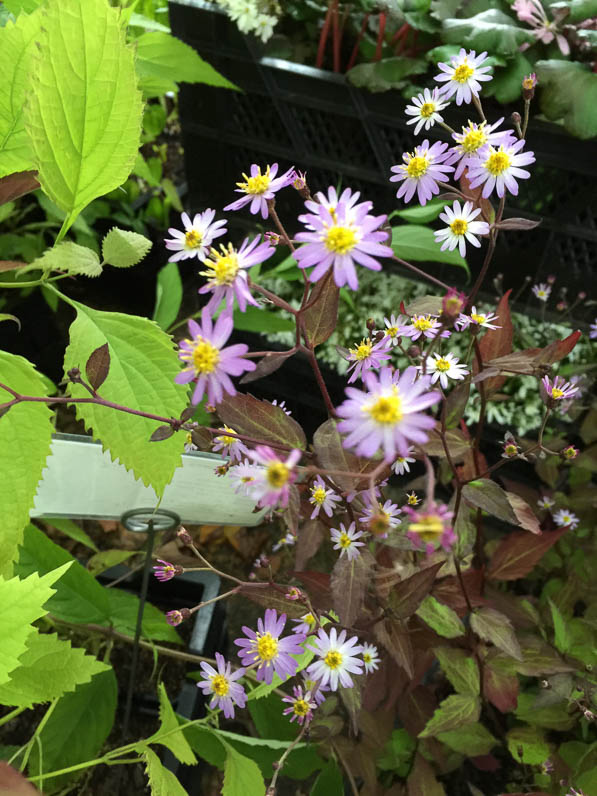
[[311, 487, 327, 505], [293, 699, 310, 716], [450, 219, 468, 236], [266, 461, 290, 488], [461, 127, 487, 153], [537, 290, 547, 298], [211, 674, 230, 696], [504, 444, 518, 457], [369, 513, 390, 536], [324, 650, 343, 670], [522, 77, 535, 90], [338, 532, 352, 549], [203, 246, 240, 285], [406, 155, 429, 179], [419, 102, 435, 118], [256, 632, 278, 662], [186, 432, 193, 445], [325, 226, 358, 254], [485, 151, 511, 176], [471, 313, 486, 324], [551, 388, 564, 399], [238, 166, 271, 195], [304, 614, 316, 627], [409, 514, 444, 543], [407, 493, 419, 506], [452, 63, 474, 83], [367, 392, 403, 425], [185, 229, 202, 248], [363, 653, 372, 664], [386, 326, 398, 338], [216, 426, 237, 446], [350, 339, 373, 361], [435, 357, 451, 372], [192, 339, 221, 374], [413, 316, 434, 332]]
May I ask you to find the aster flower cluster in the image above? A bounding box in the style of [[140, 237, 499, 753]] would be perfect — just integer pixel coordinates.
[[215, 0, 279, 42]]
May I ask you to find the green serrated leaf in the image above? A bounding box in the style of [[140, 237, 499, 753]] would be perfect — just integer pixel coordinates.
[[0, 631, 109, 708], [43, 517, 98, 552], [442, 10, 534, 55], [24, 242, 102, 278], [144, 746, 188, 795], [27, 669, 117, 792], [548, 598, 572, 655], [419, 693, 480, 738], [488, 52, 533, 104], [434, 647, 479, 695], [506, 725, 551, 764], [416, 595, 465, 638], [102, 227, 152, 268], [470, 607, 522, 661], [62, 297, 187, 495], [0, 351, 54, 576], [86, 548, 134, 576], [0, 564, 70, 687], [135, 31, 239, 97], [392, 225, 469, 273], [0, 9, 42, 177], [438, 722, 497, 756], [535, 60, 597, 139], [24, 0, 143, 234], [150, 682, 197, 764], [153, 262, 183, 331], [220, 736, 266, 796]]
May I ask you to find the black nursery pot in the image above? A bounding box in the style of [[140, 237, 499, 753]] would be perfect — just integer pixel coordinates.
[[169, 0, 597, 295], [98, 565, 226, 793]]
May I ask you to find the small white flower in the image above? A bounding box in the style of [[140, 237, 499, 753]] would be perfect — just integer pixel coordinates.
[[532, 283, 551, 301], [272, 532, 296, 552], [537, 496, 555, 509], [212, 425, 249, 462], [590, 319, 597, 339], [359, 498, 401, 536], [405, 87, 449, 135], [306, 627, 364, 690], [435, 48, 493, 105], [399, 315, 451, 342], [552, 509, 579, 530], [330, 522, 366, 561], [451, 118, 515, 178], [456, 306, 501, 331], [309, 476, 342, 519], [361, 643, 380, 673], [381, 314, 406, 346], [466, 140, 536, 199], [392, 446, 416, 475], [434, 200, 490, 257], [228, 459, 263, 497], [420, 352, 469, 389], [164, 209, 227, 262]]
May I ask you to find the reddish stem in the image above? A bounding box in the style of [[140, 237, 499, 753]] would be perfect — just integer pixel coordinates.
[[316, 1, 334, 69], [390, 22, 409, 46], [374, 11, 386, 62], [345, 13, 370, 72]]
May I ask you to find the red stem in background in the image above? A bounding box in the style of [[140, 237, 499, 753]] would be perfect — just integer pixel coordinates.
[[374, 11, 386, 62], [332, 0, 341, 73], [316, 0, 334, 69], [391, 22, 409, 46], [346, 12, 370, 72]]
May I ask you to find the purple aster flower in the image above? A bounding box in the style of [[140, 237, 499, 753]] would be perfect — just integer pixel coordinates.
[[399, 315, 451, 342], [455, 307, 500, 331], [301, 672, 330, 705], [434, 48, 493, 105], [466, 139, 535, 199], [390, 140, 455, 206], [434, 200, 490, 257], [306, 627, 364, 691], [381, 314, 406, 347], [294, 192, 392, 290], [175, 310, 256, 405], [451, 118, 515, 179], [404, 502, 455, 555], [330, 522, 366, 560], [306, 186, 372, 223], [197, 652, 247, 719], [228, 458, 262, 496], [541, 375, 579, 404], [199, 236, 275, 313], [309, 476, 342, 519], [282, 685, 317, 725], [346, 336, 392, 383], [224, 163, 295, 219], [211, 425, 249, 462], [360, 498, 401, 537], [292, 612, 318, 635], [153, 559, 180, 582], [164, 209, 227, 263], [234, 608, 306, 684], [532, 283, 551, 301], [392, 446, 416, 475], [337, 366, 441, 461], [246, 446, 301, 509]]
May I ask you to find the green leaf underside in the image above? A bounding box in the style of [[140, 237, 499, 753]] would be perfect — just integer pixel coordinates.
[[27, 242, 102, 277], [144, 747, 188, 795], [0, 351, 53, 576], [44, 517, 98, 552], [24, 0, 143, 232], [0, 565, 70, 688], [416, 595, 465, 638], [391, 225, 469, 272], [0, 9, 42, 177], [0, 632, 109, 708], [63, 299, 187, 495], [27, 670, 117, 791], [102, 227, 152, 268]]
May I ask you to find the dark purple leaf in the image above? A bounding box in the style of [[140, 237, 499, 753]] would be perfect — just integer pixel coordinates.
[[240, 350, 295, 384], [150, 424, 175, 442], [0, 171, 39, 205], [494, 217, 541, 230], [301, 272, 339, 347], [85, 343, 110, 391], [217, 392, 306, 450]]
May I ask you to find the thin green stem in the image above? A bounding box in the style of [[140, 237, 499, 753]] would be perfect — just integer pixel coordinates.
[[0, 706, 27, 728], [19, 699, 58, 773], [0, 274, 70, 289]]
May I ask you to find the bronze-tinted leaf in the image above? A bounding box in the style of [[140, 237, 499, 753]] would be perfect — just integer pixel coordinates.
[[282, 484, 300, 532], [85, 342, 110, 391], [313, 418, 384, 491], [398, 686, 437, 737], [432, 569, 485, 615], [294, 519, 325, 570], [331, 549, 373, 626], [462, 479, 518, 525], [292, 570, 332, 611], [505, 491, 541, 534], [385, 562, 444, 618], [494, 217, 541, 230], [407, 754, 446, 796], [444, 380, 470, 429], [0, 763, 40, 795], [217, 392, 306, 450], [149, 424, 175, 442], [240, 350, 295, 384], [405, 295, 443, 317], [420, 427, 470, 461], [301, 272, 339, 347], [0, 171, 39, 205], [235, 584, 306, 618], [471, 607, 522, 661], [483, 664, 519, 713], [374, 618, 414, 677], [487, 526, 569, 581], [0, 260, 26, 273], [474, 290, 513, 395]]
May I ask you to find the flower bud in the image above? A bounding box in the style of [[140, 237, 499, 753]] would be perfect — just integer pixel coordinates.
[[285, 586, 303, 601], [577, 291, 587, 301], [407, 345, 421, 358], [560, 445, 579, 461], [264, 231, 281, 246], [546, 274, 556, 284], [166, 607, 191, 626], [441, 288, 467, 326], [511, 111, 522, 127], [522, 73, 537, 100], [292, 170, 307, 191], [366, 318, 377, 333], [67, 367, 81, 381], [556, 301, 567, 312], [177, 526, 193, 546]]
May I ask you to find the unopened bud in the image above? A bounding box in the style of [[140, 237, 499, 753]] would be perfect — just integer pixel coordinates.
[[165, 607, 191, 626], [366, 318, 376, 333], [407, 345, 421, 358], [546, 274, 556, 284], [577, 291, 587, 301], [556, 301, 567, 312], [522, 72, 537, 101], [583, 708, 595, 721], [291, 170, 307, 191], [205, 404, 217, 413], [511, 111, 522, 127], [67, 367, 81, 381], [560, 445, 579, 461], [441, 288, 467, 325], [264, 231, 281, 246], [177, 526, 193, 546]]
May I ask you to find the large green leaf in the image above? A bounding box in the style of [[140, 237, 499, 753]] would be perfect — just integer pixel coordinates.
[[488, 52, 534, 104], [0, 351, 53, 576], [0, 9, 41, 177], [149, 683, 197, 764], [416, 595, 465, 638], [442, 10, 534, 55], [104, 589, 182, 644], [391, 225, 469, 273], [438, 722, 497, 756], [0, 632, 109, 708], [62, 297, 187, 494], [221, 736, 266, 796], [135, 32, 239, 97], [419, 693, 481, 738], [0, 565, 70, 687], [27, 669, 117, 792], [24, 0, 143, 235], [535, 60, 597, 139], [153, 262, 183, 331], [144, 747, 188, 796]]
